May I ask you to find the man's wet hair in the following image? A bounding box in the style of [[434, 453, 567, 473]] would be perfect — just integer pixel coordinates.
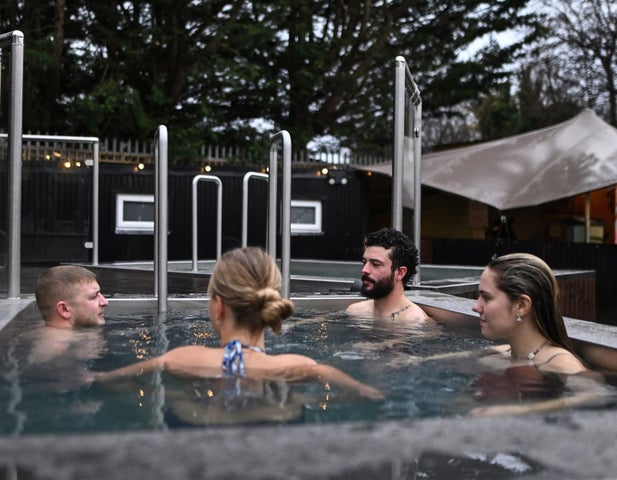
[[365, 227, 419, 285]]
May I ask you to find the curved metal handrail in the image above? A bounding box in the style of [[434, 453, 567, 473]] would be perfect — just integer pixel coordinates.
[[269, 131, 292, 299], [191, 174, 223, 271], [241, 171, 268, 248]]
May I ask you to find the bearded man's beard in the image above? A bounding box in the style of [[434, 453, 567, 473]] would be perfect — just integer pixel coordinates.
[[361, 271, 395, 299]]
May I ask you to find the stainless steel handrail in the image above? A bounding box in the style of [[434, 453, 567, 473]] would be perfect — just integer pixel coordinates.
[[191, 174, 222, 271], [154, 125, 168, 313], [394, 55, 422, 284], [0, 30, 24, 298], [269, 131, 292, 299], [241, 172, 268, 247], [0, 133, 101, 265]]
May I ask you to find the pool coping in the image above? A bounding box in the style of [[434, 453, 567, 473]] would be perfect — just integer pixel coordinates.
[[0, 403, 615, 479]]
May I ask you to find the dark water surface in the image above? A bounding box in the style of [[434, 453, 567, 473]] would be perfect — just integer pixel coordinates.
[[2, 302, 599, 436]]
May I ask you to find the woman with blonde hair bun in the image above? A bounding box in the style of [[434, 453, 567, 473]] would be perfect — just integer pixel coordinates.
[[95, 247, 382, 401]]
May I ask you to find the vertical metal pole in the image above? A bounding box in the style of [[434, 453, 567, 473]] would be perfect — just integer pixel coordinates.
[[150, 310, 169, 432], [191, 177, 200, 271], [394, 56, 423, 284], [412, 102, 422, 284], [215, 178, 222, 260], [154, 126, 168, 313], [152, 132, 169, 430], [270, 131, 292, 299], [267, 143, 278, 258], [280, 132, 292, 299], [92, 140, 100, 265], [392, 56, 406, 231], [4, 31, 24, 299], [154, 140, 159, 296]]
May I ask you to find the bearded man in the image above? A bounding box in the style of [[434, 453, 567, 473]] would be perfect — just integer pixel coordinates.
[[346, 228, 429, 322]]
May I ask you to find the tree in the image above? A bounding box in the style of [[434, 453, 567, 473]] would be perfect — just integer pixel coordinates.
[[470, 60, 583, 142], [204, 1, 547, 153], [474, 81, 519, 140], [540, 0, 617, 126], [515, 62, 581, 131], [0, 0, 78, 134], [2, 0, 547, 162]]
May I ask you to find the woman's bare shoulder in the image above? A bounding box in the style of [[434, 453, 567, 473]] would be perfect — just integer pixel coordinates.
[[163, 345, 218, 363], [538, 347, 586, 374], [266, 353, 318, 368]]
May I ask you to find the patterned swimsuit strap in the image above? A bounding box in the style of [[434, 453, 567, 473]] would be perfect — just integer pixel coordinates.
[[222, 340, 246, 376], [221, 340, 265, 376]]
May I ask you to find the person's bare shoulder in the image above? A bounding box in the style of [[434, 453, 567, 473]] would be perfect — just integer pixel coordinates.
[[162, 346, 222, 377], [271, 353, 318, 367], [253, 354, 319, 381], [397, 303, 431, 322], [538, 347, 587, 374], [346, 299, 372, 314], [164, 345, 216, 364]]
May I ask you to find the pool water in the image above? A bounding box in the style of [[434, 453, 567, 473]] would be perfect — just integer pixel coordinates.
[[0, 305, 603, 435]]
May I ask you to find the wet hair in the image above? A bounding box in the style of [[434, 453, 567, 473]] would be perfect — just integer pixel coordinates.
[[364, 227, 419, 284], [487, 253, 575, 353], [35, 265, 98, 321], [207, 247, 294, 334]]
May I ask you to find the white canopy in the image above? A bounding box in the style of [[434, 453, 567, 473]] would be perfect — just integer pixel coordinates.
[[356, 109, 617, 211]]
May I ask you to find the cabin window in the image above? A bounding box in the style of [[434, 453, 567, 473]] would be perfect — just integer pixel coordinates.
[[115, 194, 154, 234], [291, 200, 322, 235]]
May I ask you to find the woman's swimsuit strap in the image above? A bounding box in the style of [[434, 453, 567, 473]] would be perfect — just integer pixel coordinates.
[[221, 340, 264, 376], [534, 352, 570, 368]]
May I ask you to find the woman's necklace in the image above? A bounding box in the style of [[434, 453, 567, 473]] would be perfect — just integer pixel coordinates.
[[390, 303, 412, 319], [526, 340, 548, 361], [507, 340, 549, 362]]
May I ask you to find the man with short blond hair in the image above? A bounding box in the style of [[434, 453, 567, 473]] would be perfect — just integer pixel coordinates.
[[36, 265, 109, 328]]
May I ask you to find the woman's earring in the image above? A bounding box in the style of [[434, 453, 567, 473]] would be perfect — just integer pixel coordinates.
[[516, 313, 522, 323]]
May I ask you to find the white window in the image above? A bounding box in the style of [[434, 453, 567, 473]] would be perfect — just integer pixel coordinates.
[[291, 200, 322, 235], [115, 194, 154, 234]]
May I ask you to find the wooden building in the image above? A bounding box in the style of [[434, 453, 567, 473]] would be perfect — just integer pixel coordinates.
[[11, 161, 374, 264]]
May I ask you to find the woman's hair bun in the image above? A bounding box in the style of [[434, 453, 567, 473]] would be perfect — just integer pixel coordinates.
[[257, 288, 294, 334]]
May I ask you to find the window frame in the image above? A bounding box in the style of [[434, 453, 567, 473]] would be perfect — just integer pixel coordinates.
[[115, 193, 155, 234], [290, 199, 323, 235]]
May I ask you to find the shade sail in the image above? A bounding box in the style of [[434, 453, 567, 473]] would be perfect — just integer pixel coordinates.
[[355, 109, 617, 211]]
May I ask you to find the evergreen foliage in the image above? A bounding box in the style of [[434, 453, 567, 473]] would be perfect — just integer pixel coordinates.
[[1, 0, 549, 163]]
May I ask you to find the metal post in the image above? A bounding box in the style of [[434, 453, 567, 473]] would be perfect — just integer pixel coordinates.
[[393, 57, 406, 231], [270, 131, 292, 299], [394, 56, 423, 284], [1, 31, 24, 298], [191, 174, 222, 271], [412, 101, 422, 284], [92, 140, 100, 265], [267, 144, 278, 259], [242, 172, 268, 247], [150, 311, 169, 432], [154, 126, 168, 313]]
